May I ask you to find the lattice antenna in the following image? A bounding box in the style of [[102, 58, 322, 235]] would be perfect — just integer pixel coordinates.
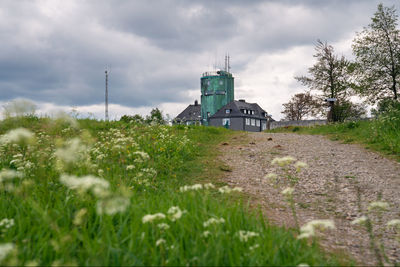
[[228, 54, 231, 73], [105, 67, 109, 121]]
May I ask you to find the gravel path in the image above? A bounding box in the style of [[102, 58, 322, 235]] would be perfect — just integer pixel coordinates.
[[220, 132, 400, 265]]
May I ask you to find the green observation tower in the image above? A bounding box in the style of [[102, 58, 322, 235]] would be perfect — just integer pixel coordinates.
[[201, 70, 234, 125]]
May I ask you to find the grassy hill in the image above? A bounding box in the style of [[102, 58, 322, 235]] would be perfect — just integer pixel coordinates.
[[0, 116, 345, 266], [268, 114, 400, 161]]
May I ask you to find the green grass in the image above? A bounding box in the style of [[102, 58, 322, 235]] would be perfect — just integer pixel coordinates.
[[268, 119, 400, 161], [0, 117, 347, 266]]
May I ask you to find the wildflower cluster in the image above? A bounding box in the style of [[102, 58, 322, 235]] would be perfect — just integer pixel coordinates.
[[203, 217, 225, 227], [218, 185, 243, 193], [298, 220, 335, 239], [237, 230, 259, 242], [179, 183, 215, 192]]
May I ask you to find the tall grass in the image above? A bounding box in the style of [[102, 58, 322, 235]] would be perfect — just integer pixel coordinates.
[[0, 117, 344, 266]]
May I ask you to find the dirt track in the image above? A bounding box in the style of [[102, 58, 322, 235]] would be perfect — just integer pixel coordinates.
[[220, 132, 400, 265]]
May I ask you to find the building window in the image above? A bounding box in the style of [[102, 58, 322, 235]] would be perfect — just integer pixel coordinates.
[[225, 109, 230, 114], [245, 118, 250, 125], [251, 110, 255, 115], [222, 118, 230, 126], [219, 80, 223, 85], [256, 119, 260, 127], [207, 112, 210, 118], [251, 119, 256, 126]]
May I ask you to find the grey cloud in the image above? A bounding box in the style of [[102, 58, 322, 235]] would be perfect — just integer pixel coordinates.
[[0, 0, 398, 112]]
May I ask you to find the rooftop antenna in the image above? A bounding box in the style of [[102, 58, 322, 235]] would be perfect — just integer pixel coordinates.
[[224, 53, 227, 71], [228, 54, 231, 73], [105, 66, 110, 121]]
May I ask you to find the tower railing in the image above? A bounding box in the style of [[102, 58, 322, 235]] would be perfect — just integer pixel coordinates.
[[202, 70, 232, 77]]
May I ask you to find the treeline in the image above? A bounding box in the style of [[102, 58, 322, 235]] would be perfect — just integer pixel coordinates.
[[282, 4, 400, 122]]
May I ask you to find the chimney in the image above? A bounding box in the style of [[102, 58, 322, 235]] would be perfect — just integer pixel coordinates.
[[239, 99, 245, 102], [194, 100, 198, 106]]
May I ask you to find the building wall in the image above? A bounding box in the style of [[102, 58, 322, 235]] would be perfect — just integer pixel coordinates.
[[209, 117, 268, 132], [209, 117, 243, 131]]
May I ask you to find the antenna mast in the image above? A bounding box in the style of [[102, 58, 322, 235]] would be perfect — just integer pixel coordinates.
[[228, 54, 231, 73], [224, 54, 227, 71], [105, 69, 109, 121]]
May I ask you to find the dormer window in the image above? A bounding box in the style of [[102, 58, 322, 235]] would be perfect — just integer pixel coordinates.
[[225, 109, 230, 114]]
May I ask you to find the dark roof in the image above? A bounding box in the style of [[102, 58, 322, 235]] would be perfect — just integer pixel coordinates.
[[175, 103, 201, 121], [210, 100, 274, 120]]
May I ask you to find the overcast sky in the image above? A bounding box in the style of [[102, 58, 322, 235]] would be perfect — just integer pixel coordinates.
[[1, 0, 399, 120]]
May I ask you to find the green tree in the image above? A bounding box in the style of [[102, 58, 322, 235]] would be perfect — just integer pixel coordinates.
[[146, 108, 165, 124], [352, 4, 400, 103], [295, 40, 354, 121], [281, 92, 320, 121], [120, 114, 145, 124], [331, 100, 367, 122]]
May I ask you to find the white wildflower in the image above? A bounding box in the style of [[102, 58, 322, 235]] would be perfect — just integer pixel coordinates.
[[298, 219, 335, 239], [53, 111, 79, 128], [218, 186, 242, 193], [168, 206, 184, 221], [133, 151, 150, 163], [368, 201, 389, 212], [156, 238, 166, 247], [351, 216, 368, 225], [96, 154, 105, 160], [0, 169, 24, 183], [126, 165, 135, 171], [249, 244, 260, 250], [281, 187, 294, 197], [204, 183, 215, 189], [55, 138, 87, 164], [0, 128, 35, 145], [237, 230, 259, 242], [157, 223, 170, 230], [271, 156, 296, 167], [297, 232, 314, 240], [294, 161, 308, 172], [73, 208, 87, 226], [203, 217, 225, 227], [59, 174, 109, 197], [96, 196, 130, 215], [0, 219, 14, 229], [387, 219, 400, 228], [179, 183, 214, 192], [142, 213, 166, 223], [180, 184, 202, 192], [202, 231, 211, 237], [0, 243, 14, 262]]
